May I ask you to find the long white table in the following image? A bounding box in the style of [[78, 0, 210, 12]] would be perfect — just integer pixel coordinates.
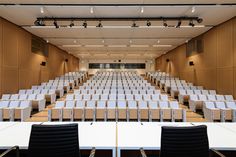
[[1, 122, 236, 157]]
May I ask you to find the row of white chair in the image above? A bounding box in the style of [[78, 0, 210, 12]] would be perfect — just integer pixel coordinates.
[[0, 100, 32, 121], [189, 94, 234, 112], [203, 101, 236, 122], [66, 93, 167, 101], [1, 94, 46, 111], [49, 100, 186, 122]]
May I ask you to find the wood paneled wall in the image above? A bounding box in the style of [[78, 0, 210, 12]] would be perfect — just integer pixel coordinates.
[[156, 17, 236, 97], [0, 18, 80, 96]]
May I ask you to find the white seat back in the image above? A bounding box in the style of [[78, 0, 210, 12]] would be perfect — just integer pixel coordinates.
[[75, 94, 82, 100], [169, 101, 179, 109], [134, 94, 142, 101], [159, 101, 169, 108], [149, 101, 158, 109], [190, 95, 198, 101], [65, 100, 75, 108], [54, 101, 65, 108], [143, 94, 151, 101], [20, 100, 31, 108], [117, 100, 126, 108], [109, 94, 117, 100], [216, 95, 225, 101], [86, 100, 96, 108], [204, 101, 216, 109], [209, 90, 216, 95], [226, 101, 236, 109], [97, 101, 106, 108], [1, 94, 11, 100], [19, 90, 26, 94], [0, 101, 10, 108], [160, 94, 168, 101], [83, 94, 91, 101], [19, 94, 28, 100], [194, 90, 201, 95], [128, 101, 137, 109], [66, 94, 74, 100], [37, 94, 45, 100], [107, 100, 116, 109], [225, 95, 234, 101], [118, 94, 125, 100], [207, 95, 216, 101], [126, 94, 134, 100], [151, 94, 160, 101], [138, 101, 148, 109], [101, 94, 109, 100], [76, 100, 85, 108], [215, 101, 226, 109]]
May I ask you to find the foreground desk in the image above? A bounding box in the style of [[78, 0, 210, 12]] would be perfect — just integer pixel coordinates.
[[0, 122, 116, 157], [117, 122, 236, 157]]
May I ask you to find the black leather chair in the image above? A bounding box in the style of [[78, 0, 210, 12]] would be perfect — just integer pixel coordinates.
[[0, 123, 95, 157], [140, 125, 225, 157]]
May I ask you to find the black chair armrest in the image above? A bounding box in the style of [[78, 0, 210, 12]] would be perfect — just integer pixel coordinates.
[[89, 147, 96, 157], [140, 148, 147, 157], [0, 146, 20, 157], [211, 148, 226, 157]]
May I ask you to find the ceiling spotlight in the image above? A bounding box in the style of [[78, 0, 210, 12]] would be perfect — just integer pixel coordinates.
[[191, 6, 195, 13], [69, 20, 74, 27], [102, 40, 105, 43], [129, 40, 132, 44], [90, 7, 94, 14], [82, 21, 87, 28], [40, 7, 44, 14], [176, 20, 182, 28], [189, 20, 195, 27], [96, 21, 103, 28], [163, 20, 168, 27], [157, 40, 160, 44], [34, 19, 45, 26], [73, 40, 77, 43], [197, 18, 203, 23], [46, 39, 49, 43], [132, 21, 138, 28], [141, 7, 144, 13], [146, 20, 151, 27]]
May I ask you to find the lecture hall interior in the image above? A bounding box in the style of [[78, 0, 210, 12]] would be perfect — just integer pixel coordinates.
[[0, 0, 236, 157]]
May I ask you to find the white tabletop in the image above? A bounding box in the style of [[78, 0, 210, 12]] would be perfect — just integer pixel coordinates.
[[193, 123, 236, 150], [117, 122, 192, 150], [216, 123, 236, 134], [0, 122, 19, 131], [0, 122, 42, 149]]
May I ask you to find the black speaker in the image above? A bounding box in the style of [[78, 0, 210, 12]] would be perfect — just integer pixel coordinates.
[[40, 61, 46, 66], [166, 59, 170, 62], [189, 61, 194, 66], [65, 59, 68, 62]]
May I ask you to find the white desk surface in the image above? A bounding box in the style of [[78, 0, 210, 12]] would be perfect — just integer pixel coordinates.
[[193, 123, 236, 151], [42, 122, 117, 150], [117, 122, 192, 150], [0, 122, 42, 149], [0, 122, 19, 131], [215, 123, 236, 134]]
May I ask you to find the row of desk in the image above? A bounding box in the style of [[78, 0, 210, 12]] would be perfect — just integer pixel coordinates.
[[0, 122, 236, 157]]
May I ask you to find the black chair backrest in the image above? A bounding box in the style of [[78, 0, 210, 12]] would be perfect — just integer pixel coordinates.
[[160, 125, 209, 157], [28, 123, 80, 157]]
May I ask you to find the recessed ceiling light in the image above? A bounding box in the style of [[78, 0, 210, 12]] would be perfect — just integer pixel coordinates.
[[130, 45, 149, 48], [40, 7, 44, 14], [107, 45, 127, 48], [46, 39, 49, 43], [84, 45, 104, 47], [191, 6, 195, 13], [90, 7, 94, 14], [73, 40, 77, 43], [129, 40, 132, 43], [102, 40, 105, 43], [157, 40, 160, 44], [153, 45, 172, 47], [141, 7, 144, 13], [62, 45, 81, 47]]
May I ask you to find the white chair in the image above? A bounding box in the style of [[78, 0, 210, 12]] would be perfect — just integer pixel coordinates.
[[14, 100, 32, 121], [151, 94, 160, 101], [0, 101, 10, 121], [127, 100, 138, 120], [63, 100, 75, 121], [50, 101, 65, 121], [117, 100, 127, 120], [1, 94, 11, 100], [138, 101, 149, 121], [148, 101, 160, 121], [85, 100, 96, 121], [19, 90, 26, 94], [194, 90, 201, 95], [26, 90, 33, 95], [10, 94, 19, 100], [66, 94, 74, 100], [126, 94, 134, 101], [159, 101, 171, 121], [225, 95, 234, 101], [83, 94, 91, 101], [101, 94, 109, 101], [109, 94, 117, 101], [143, 94, 151, 101], [209, 90, 216, 95], [189, 94, 203, 112], [169, 101, 186, 122], [203, 101, 220, 122], [160, 94, 168, 101], [92, 94, 100, 101], [216, 95, 225, 101], [74, 100, 86, 121], [74, 94, 82, 100], [134, 94, 142, 101], [96, 100, 106, 120], [118, 94, 125, 100], [73, 89, 81, 94], [107, 100, 117, 120], [207, 95, 216, 101], [201, 90, 209, 95], [215, 101, 232, 122]]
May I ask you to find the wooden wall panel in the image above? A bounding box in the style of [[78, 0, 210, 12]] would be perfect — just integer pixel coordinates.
[[217, 20, 234, 68], [0, 18, 2, 96], [2, 67, 19, 93], [2, 20, 18, 67], [217, 68, 234, 94]]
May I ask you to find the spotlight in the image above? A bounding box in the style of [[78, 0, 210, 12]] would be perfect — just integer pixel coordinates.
[[82, 21, 87, 28], [146, 20, 151, 27], [90, 7, 94, 14], [132, 21, 138, 28], [34, 19, 45, 26], [69, 20, 74, 27], [163, 20, 168, 27], [141, 7, 144, 13], [176, 20, 181, 28], [96, 21, 103, 28], [191, 6, 195, 13], [40, 7, 44, 14], [189, 20, 195, 27], [197, 18, 203, 23], [53, 20, 59, 28]]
